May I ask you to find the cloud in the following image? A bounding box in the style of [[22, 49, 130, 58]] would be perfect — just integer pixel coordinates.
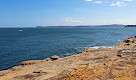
[[63, 18, 82, 23], [124, 0, 133, 1], [111, 1, 126, 6], [84, 0, 92, 2], [93, 1, 102, 4]]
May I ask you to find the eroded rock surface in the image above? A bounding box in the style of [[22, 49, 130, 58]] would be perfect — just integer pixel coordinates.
[[1, 36, 136, 80]]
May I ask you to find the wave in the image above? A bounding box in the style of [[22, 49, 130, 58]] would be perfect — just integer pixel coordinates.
[[60, 52, 77, 57], [89, 46, 114, 49], [17, 30, 23, 32], [75, 46, 114, 51], [86, 42, 99, 48], [74, 47, 87, 52]]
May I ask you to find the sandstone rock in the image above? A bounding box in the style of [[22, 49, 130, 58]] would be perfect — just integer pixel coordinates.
[[20, 60, 45, 65], [132, 40, 136, 43], [10, 66, 22, 71], [117, 54, 122, 57], [63, 60, 136, 80], [124, 39, 131, 43], [0, 71, 9, 76], [51, 55, 60, 61], [33, 68, 48, 74], [125, 43, 130, 46], [47, 69, 73, 80], [86, 48, 97, 52], [12, 74, 42, 80], [44, 58, 51, 61]]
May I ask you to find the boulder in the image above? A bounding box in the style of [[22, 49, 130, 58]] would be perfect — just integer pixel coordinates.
[[124, 39, 131, 43], [51, 55, 60, 61], [125, 43, 130, 46], [132, 40, 136, 43]]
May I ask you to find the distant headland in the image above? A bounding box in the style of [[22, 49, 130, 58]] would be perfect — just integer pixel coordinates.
[[36, 24, 125, 28], [125, 25, 136, 27]]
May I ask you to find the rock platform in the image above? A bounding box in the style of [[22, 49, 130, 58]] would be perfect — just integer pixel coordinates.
[[0, 36, 136, 80]]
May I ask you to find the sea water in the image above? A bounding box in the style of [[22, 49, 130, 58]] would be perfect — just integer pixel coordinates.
[[0, 27, 136, 70]]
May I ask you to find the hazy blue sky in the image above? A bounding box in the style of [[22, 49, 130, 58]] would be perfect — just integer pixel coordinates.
[[0, 0, 136, 27]]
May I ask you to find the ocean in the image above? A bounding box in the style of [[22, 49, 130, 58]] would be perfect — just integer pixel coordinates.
[[0, 27, 136, 70]]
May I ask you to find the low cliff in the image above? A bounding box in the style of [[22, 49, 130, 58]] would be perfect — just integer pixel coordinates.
[[0, 36, 136, 80]]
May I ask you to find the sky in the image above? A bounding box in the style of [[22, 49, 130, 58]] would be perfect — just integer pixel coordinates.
[[0, 0, 136, 27]]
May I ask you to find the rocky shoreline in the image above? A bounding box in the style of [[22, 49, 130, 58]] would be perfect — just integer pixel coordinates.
[[1, 36, 136, 80]]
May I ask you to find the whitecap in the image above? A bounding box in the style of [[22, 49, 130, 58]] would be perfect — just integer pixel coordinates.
[[89, 46, 114, 49], [18, 30, 23, 32], [75, 47, 87, 52], [60, 52, 76, 57]]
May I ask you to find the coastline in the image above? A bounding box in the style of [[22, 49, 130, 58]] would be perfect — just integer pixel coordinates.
[[1, 36, 136, 80]]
